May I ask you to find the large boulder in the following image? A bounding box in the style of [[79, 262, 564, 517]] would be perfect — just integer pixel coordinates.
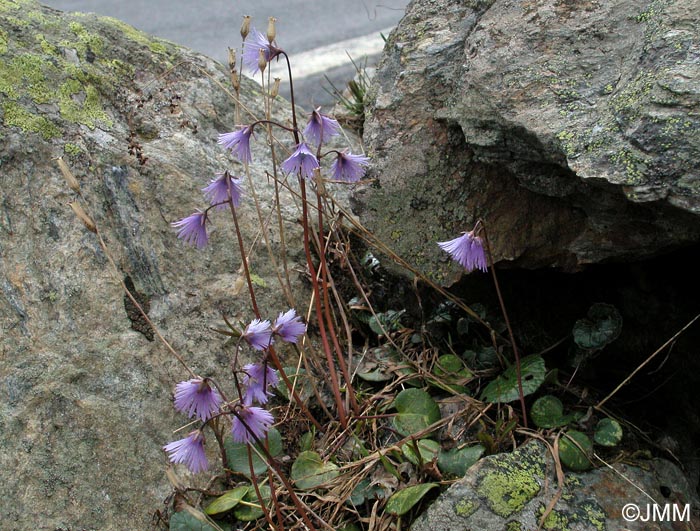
[[355, 0, 700, 280], [0, 1, 313, 529]]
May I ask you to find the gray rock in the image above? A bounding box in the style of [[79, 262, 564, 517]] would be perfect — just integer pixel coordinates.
[[355, 0, 700, 280], [0, 2, 326, 529], [410, 440, 699, 531]]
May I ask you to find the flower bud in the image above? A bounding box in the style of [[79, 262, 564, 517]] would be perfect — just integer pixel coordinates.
[[227, 47, 236, 73], [266, 17, 277, 44], [270, 78, 281, 98], [68, 201, 96, 233], [57, 157, 80, 193], [240, 15, 251, 40], [257, 48, 267, 74], [231, 71, 240, 92]]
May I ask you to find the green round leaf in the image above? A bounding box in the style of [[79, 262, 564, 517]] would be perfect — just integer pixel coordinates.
[[225, 427, 282, 477], [392, 389, 441, 437], [401, 438, 440, 466], [291, 451, 340, 490], [559, 430, 593, 471], [594, 418, 623, 447], [481, 355, 546, 404], [530, 395, 570, 429], [169, 510, 218, 531], [276, 367, 314, 401], [349, 478, 387, 506], [437, 445, 485, 477], [385, 483, 439, 516], [233, 485, 270, 521], [204, 485, 249, 515], [573, 303, 622, 351]]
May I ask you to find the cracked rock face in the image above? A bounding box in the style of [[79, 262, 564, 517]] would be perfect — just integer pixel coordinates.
[[354, 0, 700, 281]]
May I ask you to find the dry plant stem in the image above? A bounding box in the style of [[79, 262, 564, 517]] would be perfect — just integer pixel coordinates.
[[236, 414, 321, 531], [278, 51, 349, 425], [227, 200, 323, 431], [228, 200, 261, 317], [246, 444, 277, 531], [481, 224, 528, 429], [263, 121, 295, 307], [300, 180, 348, 428], [314, 189, 360, 415], [595, 311, 700, 410]]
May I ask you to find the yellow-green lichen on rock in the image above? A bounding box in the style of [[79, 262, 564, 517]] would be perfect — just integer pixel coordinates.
[[474, 443, 545, 518], [0, 0, 176, 145]]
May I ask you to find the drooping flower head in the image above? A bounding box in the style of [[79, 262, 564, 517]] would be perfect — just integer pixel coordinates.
[[281, 142, 319, 180], [242, 27, 282, 75], [273, 309, 306, 344], [231, 404, 275, 444], [171, 211, 209, 249], [330, 150, 370, 183], [218, 125, 254, 164], [437, 231, 488, 272], [163, 430, 208, 474], [243, 318, 273, 351], [173, 378, 222, 421], [202, 172, 243, 210], [304, 108, 341, 146], [241, 362, 279, 405]]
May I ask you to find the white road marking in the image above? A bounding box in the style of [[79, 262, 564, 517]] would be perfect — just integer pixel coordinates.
[[290, 26, 394, 79], [245, 26, 394, 82]]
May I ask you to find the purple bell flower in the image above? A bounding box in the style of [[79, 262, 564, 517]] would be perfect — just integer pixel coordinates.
[[163, 430, 208, 474], [272, 309, 306, 344], [281, 142, 319, 180], [218, 126, 254, 164], [173, 378, 222, 422], [243, 318, 273, 351], [330, 150, 370, 183], [437, 231, 488, 272], [304, 108, 340, 146], [202, 172, 243, 210], [242, 362, 279, 405], [171, 211, 209, 249], [231, 405, 275, 444]]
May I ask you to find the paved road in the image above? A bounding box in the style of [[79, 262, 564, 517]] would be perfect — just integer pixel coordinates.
[[42, 0, 410, 108]]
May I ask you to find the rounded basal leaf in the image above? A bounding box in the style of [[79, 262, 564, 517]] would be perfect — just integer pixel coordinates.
[[169, 510, 218, 531], [225, 427, 282, 477], [233, 485, 271, 521], [437, 445, 485, 477], [573, 303, 622, 351], [392, 389, 441, 437], [431, 354, 473, 393], [204, 485, 249, 515], [530, 395, 570, 429], [276, 367, 314, 401], [299, 431, 314, 452], [481, 355, 546, 404], [559, 430, 593, 471], [369, 309, 405, 335], [385, 483, 439, 516], [357, 347, 395, 382], [594, 418, 623, 447], [349, 478, 387, 506], [291, 451, 340, 490], [401, 438, 440, 466]]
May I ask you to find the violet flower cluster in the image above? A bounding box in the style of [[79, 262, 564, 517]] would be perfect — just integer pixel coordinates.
[[163, 309, 306, 472]]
